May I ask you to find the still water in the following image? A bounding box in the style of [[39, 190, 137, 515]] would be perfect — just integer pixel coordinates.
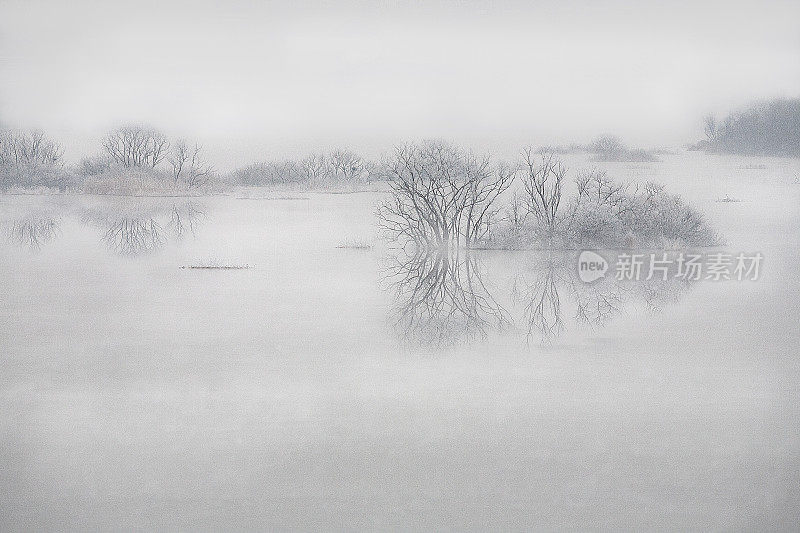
[[1, 153, 799, 529]]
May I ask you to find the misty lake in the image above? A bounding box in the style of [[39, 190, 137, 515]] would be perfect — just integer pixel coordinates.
[[2, 152, 799, 530]]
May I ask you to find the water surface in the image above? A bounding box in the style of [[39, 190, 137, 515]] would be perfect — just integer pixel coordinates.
[[1, 153, 799, 530]]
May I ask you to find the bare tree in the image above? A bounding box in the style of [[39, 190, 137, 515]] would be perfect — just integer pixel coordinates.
[[299, 153, 329, 182], [378, 140, 515, 248], [103, 126, 169, 168], [328, 149, 367, 182], [504, 190, 527, 228], [169, 141, 189, 184], [0, 130, 67, 189], [0, 130, 63, 166], [169, 140, 213, 188], [521, 150, 566, 237]]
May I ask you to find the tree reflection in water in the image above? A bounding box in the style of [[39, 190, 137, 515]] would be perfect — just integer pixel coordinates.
[[82, 200, 206, 255], [385, 250, 696, 346], [514, 260, 567, 345], [383, 248, 512, 346], [102, 217, 165, 255], [5, 213, 61, 250], [167, 202, 205, 240]]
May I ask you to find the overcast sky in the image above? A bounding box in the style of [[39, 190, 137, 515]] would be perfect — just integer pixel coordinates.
[[1, 0, 798, 168]]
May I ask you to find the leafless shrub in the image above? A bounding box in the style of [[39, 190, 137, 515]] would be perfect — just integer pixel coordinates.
[[590, 135, 625, 157], [77, 127, 222, 194], [535, 143, 586, 155], [486, 159, 718, 249], [560, 169, 718, 247]]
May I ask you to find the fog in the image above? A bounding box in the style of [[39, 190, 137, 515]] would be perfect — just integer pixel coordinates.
[[1, 0, 799, 168], [2, 1, 800, 529], [3, 151, 800, 529]]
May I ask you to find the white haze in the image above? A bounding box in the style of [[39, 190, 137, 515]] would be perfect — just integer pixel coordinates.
[[0, 0, 799, 169]]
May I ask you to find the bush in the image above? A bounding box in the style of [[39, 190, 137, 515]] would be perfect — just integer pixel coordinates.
[[563, 176, 717, 248], [80, 165, 222, 195], [230, 160, 305, 186], [77, 156, 113, 177], [483, 160, 718, 249], [588, 135, 659, 162], [81, 167, 173, 195]]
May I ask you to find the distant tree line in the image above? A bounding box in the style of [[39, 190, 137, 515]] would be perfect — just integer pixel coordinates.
[[693, 97, 800, 157], [535, 135, 659, 162], [587, 135, 659, 162], [230, 149, 383, 188], [0, 123, 388, 193]]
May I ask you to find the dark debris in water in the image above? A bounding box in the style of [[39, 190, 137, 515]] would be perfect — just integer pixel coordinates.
[[235, 196, 310, 200], [180, 264, 251, 270]]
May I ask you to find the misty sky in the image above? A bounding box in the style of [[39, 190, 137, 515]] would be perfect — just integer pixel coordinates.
[[1, 0, 798, 168]]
